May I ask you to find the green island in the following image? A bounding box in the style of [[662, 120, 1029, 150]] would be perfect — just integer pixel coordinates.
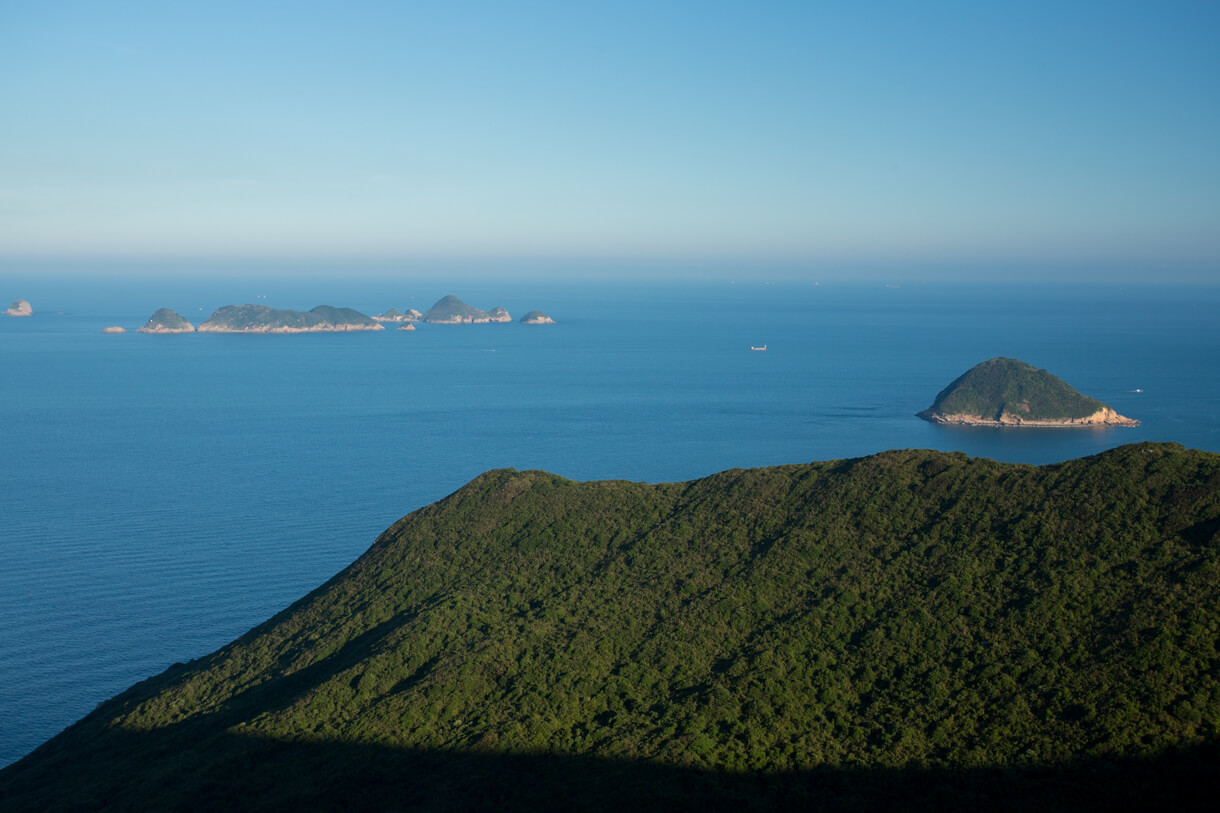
[[2, 443, 1216, 810], [918, 357, 1139, 427], [520, 309, 556, 324], [422, 295, 512, 324], [196, 304, 384, 333], [136, 308, 195, 334]]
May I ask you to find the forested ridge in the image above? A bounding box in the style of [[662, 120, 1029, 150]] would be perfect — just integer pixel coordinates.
[[3, 443, 1217, 810]]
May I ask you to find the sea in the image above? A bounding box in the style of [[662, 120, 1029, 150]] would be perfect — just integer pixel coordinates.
[[2, 274, 1218, 767]]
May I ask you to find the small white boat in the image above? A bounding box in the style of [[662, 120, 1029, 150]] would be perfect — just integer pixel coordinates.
[[751, 345, 767, 351]]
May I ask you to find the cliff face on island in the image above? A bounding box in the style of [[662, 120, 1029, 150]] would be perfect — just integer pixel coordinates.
[[5, 299, 32, 317], [137, 308, 195, 334], [196, 305, 384, 333], [918, 357, 1139, 427], [1, 444, 1216, 810]]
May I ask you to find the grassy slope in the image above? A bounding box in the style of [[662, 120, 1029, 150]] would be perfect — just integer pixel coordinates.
[[929, 358, 1107, 420], [3, 443, 1218, 810]]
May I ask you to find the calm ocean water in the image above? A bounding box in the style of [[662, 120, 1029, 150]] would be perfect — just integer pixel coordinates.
[[2, 276, 1218, 766]]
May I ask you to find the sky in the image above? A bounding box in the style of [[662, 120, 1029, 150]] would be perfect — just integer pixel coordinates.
[[2, 1, 1218, 281]]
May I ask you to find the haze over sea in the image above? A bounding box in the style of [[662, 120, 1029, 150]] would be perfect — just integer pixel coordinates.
[[2, 274, 1218, 766]]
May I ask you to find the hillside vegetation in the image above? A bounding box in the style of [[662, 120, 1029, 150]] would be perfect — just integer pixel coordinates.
[[2, 444, 1218, 810]]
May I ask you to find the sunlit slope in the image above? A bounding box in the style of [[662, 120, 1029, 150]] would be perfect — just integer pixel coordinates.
[[3, 443, 1217, 809]]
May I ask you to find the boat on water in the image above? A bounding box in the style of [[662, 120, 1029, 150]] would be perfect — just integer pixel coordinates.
[[751, 345, 767, 351]]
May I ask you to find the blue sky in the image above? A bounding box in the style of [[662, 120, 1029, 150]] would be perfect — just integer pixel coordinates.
[[2, 1, 1218, 280]]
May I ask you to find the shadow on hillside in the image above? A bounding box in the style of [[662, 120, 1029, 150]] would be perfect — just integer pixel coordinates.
[[2, 725, 1215, 813]]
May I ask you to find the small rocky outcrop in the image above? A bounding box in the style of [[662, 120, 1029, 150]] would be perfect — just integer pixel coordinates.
[[101, 326, 126, 334], [5, 299, 32, 317], [137, 309, 196, 334], [398, 323, 416, 331], [520, 310, 555, 325]]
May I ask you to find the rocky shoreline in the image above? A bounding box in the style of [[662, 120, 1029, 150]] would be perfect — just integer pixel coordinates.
[[918, 406, 1140, 427]]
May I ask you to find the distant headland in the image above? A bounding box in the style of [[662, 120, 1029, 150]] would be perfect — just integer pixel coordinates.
[[918, 357, 1139, 427]]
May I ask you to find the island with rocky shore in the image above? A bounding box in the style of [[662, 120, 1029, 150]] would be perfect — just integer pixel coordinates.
[[421, 295, 512, 324], [918, 357, 1139, 427], [137, 308, 196, 334], [132, 297, 553, 335], [196, 304, 384, 333]]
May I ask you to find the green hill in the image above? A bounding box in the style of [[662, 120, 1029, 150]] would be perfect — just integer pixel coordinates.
[[422, 295, 510, 324], [136, 308, 194, 333], [2, 444, 1217, 810], [307, 305, 380, 329], [919, 357, 1137, 426]]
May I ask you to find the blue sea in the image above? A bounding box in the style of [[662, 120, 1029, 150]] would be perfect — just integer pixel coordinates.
[[2, 275, 1219, 767]]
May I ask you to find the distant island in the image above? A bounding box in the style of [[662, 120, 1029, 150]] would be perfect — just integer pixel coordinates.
[[101, 326, 126, 334], [132, 299, 553, 335], [918, 357, 1139, 427], [196, 305, 384, 333], [5, 299, 32, 317], [137, 308, 196, 334], [422, 295, 512, 324]]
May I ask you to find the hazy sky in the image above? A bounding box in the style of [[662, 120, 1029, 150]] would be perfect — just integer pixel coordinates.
[[2, 1, 1218, 279]]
